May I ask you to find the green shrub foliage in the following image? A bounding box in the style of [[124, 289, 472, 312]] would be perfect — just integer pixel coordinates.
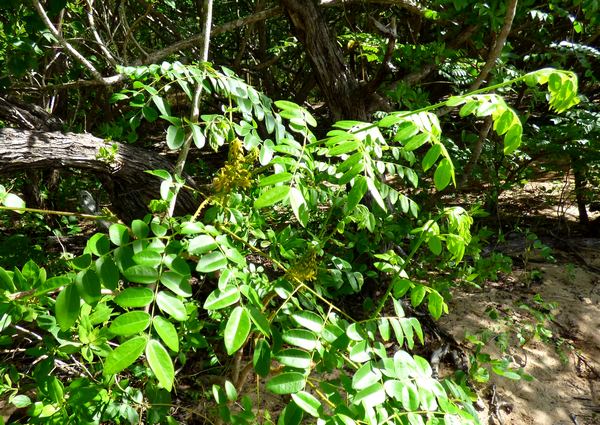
[[0, 63, 579, 424]]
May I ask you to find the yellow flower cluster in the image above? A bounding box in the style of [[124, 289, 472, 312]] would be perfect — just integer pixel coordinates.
[[213, 138, 257, 195], [286, 248, 318, 283]]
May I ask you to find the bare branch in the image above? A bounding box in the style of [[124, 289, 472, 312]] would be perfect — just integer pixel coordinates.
[[469, 0, 518, 91], [86, 0, 119, 67], [122, 1, 152, 62], [32, 0, 104, 82], [168, 0, 213, 217], [140, 7, 282, 65], [320, 0, 427, 16]]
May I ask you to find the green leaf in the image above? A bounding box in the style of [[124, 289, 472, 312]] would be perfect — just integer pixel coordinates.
[[275, 100, 302, 112], [160, 271, 192, 297], [152, 316, 179, 352], [289, 187, 308, 227], [104, 336, 147, 375], [353, 383, 385, 408], [152, 95, 171, 116], [344, 175, 368, 214], [401, 382, 420, 410], [142, 106, 158, 122], [403, 133, 429, 151], [433, 158, 453, 190], [188, 235, 218, 255], [366, 178, 386, 211], [109, 311, 151, 336], [156, 291, 187, 321], [410, 285, 427, 307], [3, 193, 25, 210], [503, 124, 522, 155], [196, 251, 228, 273], [266, 372, 305, 395], [167, 125, 185, 150], [204, 285, 240, 310], [254, 185, 290, 209], [445, 96, 465, 107], [109, 224, 129, 246], [493, 109, 515, 135], [394, 121, 419, 141], [282, 329, 318, 350], [378, 113, 405, 127], [224, 380, 238, 402], [291, 391, 321, 418], [427, 291, 444, 320], [224, 306, 251, 355], [87, 234, 110, 256], [338, 162, 364, 185], [259, 173, 293, 187], [55, 285, 80, 331], [459, 100, 478, 117], [328, 140, 360, 156], [383, 379, 404, 401], [131, 219, 149, 239], [11, 394, 32, 408], [291, 311, 324, 333], [110, 92, 129, 103], [132, 249, 162, 268], [146, 339, 175, 391], [349, 340, 371, 363], [276, 348, 312, 369], [114, 287, 154, 308], [191, 123, 206, 149], [71, 253, 92, 270], [428, 235, 442, 255], [248, 306, 271, 337], [75, 269, 101, 306], [259, 139, 275, 165], [253, 339, 271, 377], [123, 265, 159, 284], [352, 362, 382, 390], [35, 275, 70, 295], [278, 401, 304, 425], [96, 256, 119, 290], [422, 144, 442, 172]]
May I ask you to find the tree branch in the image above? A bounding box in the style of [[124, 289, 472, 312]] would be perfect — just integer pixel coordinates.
[[468, 0, 518, 91], [32, 0, 105, 82], [86, 0, 119, 67], [0, 128, 197, 221], [140, 7, 282, 65]]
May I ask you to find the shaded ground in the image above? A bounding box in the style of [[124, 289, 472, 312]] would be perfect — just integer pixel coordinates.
[[439, 179, 600, 425]]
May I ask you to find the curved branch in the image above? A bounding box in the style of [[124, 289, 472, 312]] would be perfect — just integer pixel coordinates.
[[469, 0, 518, 91], [86, 0, 119, 67], [32, 0, 104, 82]]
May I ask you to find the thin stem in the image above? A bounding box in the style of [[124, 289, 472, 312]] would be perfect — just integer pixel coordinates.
[[0, 205, 116, 221], [32, 0, 104, 82], [370, 217, 441, 319]]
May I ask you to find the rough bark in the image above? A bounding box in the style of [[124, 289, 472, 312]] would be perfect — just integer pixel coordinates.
[[572, 158, 589, 226], [279, 0, 366, 121], [0, 128, 198, 222]]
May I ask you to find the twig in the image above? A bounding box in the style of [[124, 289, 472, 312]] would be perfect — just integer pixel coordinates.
[[121, 0, 151, 62], [86, 0, 119, 67], [167, 0, 213, 217], [32, 0, 104, 82], [13, 325, 43, 341], [468, 0, 519, 91]]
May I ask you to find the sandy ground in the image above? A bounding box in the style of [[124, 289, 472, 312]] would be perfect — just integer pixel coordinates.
[[440, 238, 600, 425]]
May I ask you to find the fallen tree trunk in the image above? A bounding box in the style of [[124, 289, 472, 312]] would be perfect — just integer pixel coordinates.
[[0, 128, 198, 222]]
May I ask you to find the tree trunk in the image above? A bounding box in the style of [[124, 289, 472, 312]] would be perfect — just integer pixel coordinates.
[[0, 128, 198, 222], [572, 157, 589, 226], [279, 0, 366, 121]]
